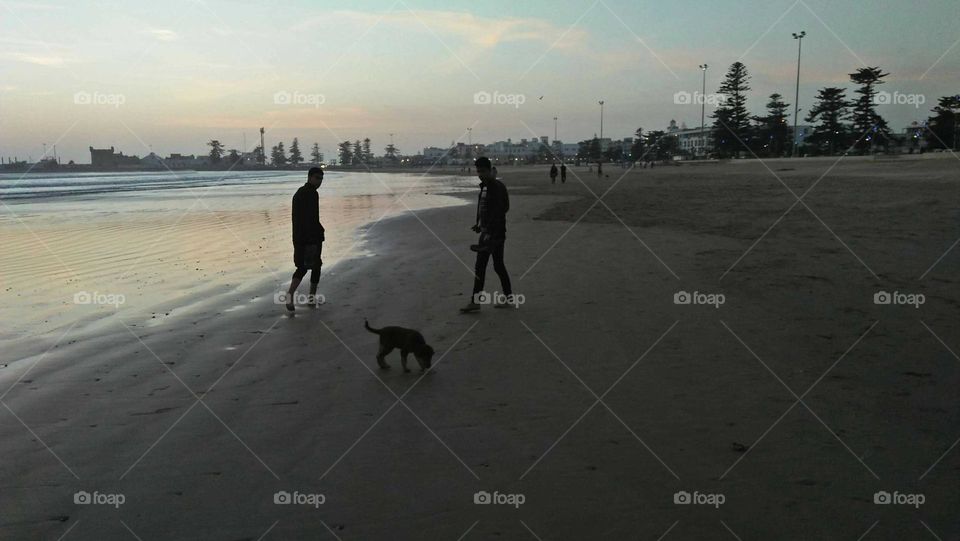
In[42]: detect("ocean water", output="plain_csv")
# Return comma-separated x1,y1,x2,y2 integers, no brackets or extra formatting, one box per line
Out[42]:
0,170,473,353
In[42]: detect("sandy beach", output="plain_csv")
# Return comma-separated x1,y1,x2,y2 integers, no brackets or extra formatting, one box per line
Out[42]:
1,157,958,539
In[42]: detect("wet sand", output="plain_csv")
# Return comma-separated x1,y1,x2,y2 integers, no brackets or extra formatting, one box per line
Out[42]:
1,157,958,539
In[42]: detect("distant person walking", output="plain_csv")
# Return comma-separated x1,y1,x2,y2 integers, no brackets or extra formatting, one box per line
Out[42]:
285,167,325,312
560,163,567,183
597,161,603,177
549,163,558,184
461,157,513,313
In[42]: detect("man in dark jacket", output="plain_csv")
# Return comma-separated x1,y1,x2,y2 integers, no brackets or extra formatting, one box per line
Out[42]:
461,157,514,312
285,167,325,312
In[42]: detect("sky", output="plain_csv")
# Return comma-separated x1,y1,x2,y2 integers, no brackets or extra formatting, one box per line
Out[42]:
0,0,958,163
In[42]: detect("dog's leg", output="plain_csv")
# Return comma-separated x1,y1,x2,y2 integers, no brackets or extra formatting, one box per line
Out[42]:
400,350,411,372
377,344,393,370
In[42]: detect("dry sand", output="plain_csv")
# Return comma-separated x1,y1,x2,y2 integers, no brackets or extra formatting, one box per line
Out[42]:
1,156,958,539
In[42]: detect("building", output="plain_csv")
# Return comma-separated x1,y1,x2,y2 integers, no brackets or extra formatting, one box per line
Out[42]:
483,138,549,163
89,146,140,168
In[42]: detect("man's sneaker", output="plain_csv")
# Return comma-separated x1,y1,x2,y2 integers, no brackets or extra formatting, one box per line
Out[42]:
285,301,295,312
459,302,481,313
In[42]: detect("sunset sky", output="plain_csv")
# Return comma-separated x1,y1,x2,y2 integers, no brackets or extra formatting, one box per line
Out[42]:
1,0,957,163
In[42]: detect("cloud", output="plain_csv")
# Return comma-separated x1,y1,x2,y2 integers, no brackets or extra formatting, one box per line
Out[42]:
1,51,65,66
146,29,179,42
294,9,588,51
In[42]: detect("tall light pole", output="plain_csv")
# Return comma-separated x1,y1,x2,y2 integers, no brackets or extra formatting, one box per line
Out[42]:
259,127,265,165
553,116,558,143
467,127,472,146
598,100,605,140
699,63,708,158
792,31,806,157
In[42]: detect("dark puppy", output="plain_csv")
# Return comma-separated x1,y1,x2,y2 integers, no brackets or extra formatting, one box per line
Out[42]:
364,319,435,372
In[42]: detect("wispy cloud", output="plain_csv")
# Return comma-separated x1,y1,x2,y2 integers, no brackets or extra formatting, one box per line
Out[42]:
146,28,179,42
1,51,65,66
294,9,589,50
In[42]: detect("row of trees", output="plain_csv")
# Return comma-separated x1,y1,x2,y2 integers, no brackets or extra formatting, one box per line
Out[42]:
709,61,958,157
337,138,401,166
205,138,325,167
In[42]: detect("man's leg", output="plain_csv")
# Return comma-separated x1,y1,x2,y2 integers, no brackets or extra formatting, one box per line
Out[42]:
461,249,490,312
286,268,307,311
308,243,323,306
491,242,512,298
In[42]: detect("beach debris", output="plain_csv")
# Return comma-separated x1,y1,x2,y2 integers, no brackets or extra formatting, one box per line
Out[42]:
731,442,749,453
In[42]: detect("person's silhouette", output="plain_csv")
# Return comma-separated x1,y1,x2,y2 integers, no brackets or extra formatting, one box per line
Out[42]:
285,167,325,312
461,157,514,312
550,163,558,184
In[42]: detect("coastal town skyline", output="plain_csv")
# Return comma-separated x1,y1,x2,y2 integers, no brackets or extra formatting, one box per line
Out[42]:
1,0,958,164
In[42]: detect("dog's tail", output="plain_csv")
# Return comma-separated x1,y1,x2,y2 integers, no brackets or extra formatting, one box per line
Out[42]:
364,319,381,334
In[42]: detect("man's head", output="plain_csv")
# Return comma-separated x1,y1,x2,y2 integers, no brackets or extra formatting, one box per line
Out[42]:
474,157,494,183
307,167,324,187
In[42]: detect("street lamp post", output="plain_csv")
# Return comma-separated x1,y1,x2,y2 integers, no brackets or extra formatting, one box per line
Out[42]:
792,31,806,157
598,100,605,140
699,63,708,158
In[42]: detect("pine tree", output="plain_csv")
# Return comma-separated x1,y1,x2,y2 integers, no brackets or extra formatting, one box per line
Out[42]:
384,143,399,163
310,142,323,164
207,140,224,164
352,140,362,165
711,62,753,158
288,138,303,166
925,94,960,150
849,67,891,153
362,138,372,164
805,87,852,155
631,127,645,161
338,141,353,166
753,93,791,157
270,142,286,167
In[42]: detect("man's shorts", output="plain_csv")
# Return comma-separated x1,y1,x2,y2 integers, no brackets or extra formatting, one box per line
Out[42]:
294,243,322,271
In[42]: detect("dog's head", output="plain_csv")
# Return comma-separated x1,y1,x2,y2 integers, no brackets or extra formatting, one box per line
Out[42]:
416,344,435,369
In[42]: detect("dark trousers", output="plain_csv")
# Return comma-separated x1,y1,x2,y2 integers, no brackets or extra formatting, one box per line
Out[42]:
472,240,512,296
